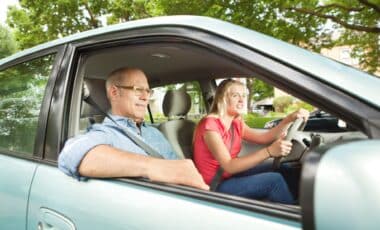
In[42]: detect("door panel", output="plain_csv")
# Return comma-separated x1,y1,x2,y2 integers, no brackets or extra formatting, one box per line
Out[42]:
28,164,300,229
0,154,37,229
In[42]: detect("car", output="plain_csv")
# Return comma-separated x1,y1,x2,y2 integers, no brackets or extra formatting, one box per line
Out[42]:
1,16,379,230
264,110,357,132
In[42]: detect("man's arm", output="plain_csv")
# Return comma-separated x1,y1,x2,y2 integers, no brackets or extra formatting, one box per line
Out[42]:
79,145,209,190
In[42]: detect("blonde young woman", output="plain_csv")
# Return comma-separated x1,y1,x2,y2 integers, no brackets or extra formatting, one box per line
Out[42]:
193,79,309,204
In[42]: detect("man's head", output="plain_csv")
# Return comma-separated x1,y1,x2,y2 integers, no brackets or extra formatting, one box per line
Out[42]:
106,67,153,123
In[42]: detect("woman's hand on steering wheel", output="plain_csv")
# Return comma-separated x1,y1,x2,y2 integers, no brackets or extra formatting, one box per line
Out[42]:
285,108,310,125
267,133,293,158
271,109,310,169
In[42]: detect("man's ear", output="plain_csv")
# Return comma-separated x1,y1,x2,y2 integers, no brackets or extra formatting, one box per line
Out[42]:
108,85,119,101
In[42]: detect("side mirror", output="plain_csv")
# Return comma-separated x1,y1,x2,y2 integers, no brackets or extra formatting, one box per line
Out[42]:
300,140,380,229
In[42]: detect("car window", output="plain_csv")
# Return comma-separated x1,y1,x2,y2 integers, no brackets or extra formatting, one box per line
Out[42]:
235,77,358,133
0,54,55,155
147,81,206,124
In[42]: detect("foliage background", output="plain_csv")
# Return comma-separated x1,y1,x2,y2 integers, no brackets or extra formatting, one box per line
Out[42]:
0,0,378,136
2,0,378,75
1,0,378,110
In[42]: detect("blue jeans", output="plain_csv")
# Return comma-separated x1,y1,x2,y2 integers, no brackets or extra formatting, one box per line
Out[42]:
216,163,295,204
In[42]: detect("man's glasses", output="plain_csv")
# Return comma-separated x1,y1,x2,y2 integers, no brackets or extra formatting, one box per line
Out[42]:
115,85,154,96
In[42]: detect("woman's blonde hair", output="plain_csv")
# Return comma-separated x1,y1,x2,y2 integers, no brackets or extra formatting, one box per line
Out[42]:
209,79,245,117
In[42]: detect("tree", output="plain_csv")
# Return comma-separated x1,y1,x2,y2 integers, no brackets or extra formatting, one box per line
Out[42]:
154,0,325,48
6,0,110,50
8,0,378,73
107,0,153,24
155,0,379,74
279,0,380,74
246,78,273,112
6,0,155,50
0,25,17,59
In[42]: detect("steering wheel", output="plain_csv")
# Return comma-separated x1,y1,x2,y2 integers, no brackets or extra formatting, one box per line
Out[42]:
272,118,307,169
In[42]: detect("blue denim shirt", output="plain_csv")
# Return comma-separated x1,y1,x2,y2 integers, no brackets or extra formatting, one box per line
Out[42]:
58,114,178,179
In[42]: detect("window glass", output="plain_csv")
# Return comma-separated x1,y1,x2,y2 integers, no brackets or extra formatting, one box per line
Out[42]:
0,54,55,155
233,77,313,129
234,77,356,133
147,81,206,124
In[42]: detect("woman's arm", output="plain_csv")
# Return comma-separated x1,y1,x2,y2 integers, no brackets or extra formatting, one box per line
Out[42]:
242,108,310,144
203,131,291,174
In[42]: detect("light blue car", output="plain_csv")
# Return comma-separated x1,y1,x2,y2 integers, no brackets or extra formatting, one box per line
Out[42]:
1,16,379,230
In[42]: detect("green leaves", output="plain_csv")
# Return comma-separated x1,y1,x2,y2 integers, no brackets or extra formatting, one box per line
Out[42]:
4,0,379,74
0,25,17,59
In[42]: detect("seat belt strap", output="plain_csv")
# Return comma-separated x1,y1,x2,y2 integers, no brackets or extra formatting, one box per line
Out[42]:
210,167,224,191
210,125,235,191
83,96,164,159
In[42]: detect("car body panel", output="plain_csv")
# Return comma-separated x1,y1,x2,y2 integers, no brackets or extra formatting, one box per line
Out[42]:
0,155,37,229
314,140,380,229
27,165,300,230
0,16,378,108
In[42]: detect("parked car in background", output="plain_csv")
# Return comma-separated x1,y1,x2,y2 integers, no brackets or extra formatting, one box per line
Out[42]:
264,110,356,132
1,16,379,230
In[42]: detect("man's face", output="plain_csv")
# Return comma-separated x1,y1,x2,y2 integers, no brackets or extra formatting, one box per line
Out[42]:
111,70,151,122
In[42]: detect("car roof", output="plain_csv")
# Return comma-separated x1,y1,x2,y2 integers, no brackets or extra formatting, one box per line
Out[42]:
1,15,379,107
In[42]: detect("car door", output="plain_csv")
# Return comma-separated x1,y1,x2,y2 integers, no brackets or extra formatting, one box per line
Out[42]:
0,49,62,229
27,164,301,230
26,63,299,228
24,29,302,230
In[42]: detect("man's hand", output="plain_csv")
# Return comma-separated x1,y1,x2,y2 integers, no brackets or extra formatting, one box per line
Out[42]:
147,159,210,190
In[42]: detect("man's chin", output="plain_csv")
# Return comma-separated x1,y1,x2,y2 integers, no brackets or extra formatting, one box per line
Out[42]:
134,114,146,123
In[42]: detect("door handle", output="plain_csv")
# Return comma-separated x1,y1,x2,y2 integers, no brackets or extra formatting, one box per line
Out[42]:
38,207,76,230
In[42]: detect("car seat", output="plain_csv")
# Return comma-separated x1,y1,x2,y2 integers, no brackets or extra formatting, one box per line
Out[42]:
80,79,110,131
158,89,196,159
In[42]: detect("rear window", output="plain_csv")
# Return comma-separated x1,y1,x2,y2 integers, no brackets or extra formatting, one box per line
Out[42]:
0,54,55,155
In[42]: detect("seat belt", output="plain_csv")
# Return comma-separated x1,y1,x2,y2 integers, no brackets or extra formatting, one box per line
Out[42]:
83,95,164,159
209,125,235,191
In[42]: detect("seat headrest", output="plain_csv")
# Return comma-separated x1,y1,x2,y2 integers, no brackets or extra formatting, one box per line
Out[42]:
81,79,111,117
162,89,191,117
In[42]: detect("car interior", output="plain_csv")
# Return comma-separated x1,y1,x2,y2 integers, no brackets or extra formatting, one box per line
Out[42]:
67,38,368,210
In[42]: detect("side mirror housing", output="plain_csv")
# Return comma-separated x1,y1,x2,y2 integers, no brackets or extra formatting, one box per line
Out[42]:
300,140,380,229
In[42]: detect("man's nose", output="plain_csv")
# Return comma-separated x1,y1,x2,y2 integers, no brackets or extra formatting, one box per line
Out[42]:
139,91,149,100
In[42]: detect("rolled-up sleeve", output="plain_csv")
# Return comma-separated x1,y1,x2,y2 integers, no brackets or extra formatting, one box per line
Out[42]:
58,130,111,180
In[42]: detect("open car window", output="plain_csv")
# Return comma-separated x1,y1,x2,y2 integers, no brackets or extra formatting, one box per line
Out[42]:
67,34,371,221
238,77,358,133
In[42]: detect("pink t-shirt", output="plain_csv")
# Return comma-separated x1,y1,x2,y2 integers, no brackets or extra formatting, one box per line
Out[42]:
193,117,243,185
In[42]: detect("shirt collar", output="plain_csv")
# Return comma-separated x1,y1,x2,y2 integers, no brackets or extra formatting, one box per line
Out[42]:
105,114,147,127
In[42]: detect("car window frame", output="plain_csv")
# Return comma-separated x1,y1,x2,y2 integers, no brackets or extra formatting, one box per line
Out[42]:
63,35,302,222
60,26,379,223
